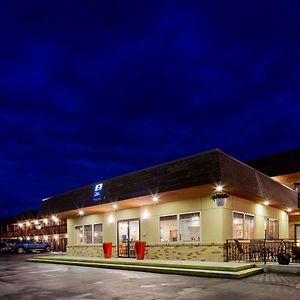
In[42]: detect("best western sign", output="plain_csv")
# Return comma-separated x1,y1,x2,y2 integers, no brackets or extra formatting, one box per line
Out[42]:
93,183,103,201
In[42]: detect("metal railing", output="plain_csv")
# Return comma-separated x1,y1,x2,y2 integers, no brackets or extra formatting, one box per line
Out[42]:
2,224,67,238
226,239,298,263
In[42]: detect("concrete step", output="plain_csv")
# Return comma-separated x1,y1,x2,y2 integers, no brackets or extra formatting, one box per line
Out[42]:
28,257,263,279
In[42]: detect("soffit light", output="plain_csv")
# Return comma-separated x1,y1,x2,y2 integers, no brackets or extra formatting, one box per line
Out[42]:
79,210,84,216
287,208,292,212
152,194,159,202
112,203,118,209
263,200,270,206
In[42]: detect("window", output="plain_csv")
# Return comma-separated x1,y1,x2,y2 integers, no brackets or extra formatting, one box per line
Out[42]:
84,224,93,244
233,212,254,239
160,212,201,243
75,225,83,245
74,223,103,245
265,218,279,239
160,215,178,242
179,213,201,241
93,223,103,244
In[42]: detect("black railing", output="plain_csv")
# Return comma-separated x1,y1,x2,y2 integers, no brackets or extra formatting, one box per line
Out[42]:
226,239,298,263
2,224,67,238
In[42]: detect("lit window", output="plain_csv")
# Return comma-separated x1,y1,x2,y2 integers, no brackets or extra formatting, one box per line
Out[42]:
265,218,279,239
74,223,103,245
160,212,201,243
179,213,201,241
160,215,178,242
75,225,83,245
84,225,93,244
233,212,254,239
93,224,103,244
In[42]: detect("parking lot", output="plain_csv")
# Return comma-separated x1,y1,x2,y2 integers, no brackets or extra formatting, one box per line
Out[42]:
1,253,300,299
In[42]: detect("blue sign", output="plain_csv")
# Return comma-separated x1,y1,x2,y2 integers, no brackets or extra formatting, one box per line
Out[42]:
93,183,103,201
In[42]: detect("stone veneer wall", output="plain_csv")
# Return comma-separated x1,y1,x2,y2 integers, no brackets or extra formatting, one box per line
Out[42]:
145,243,225,262
67,243,225,261
67,245,116,257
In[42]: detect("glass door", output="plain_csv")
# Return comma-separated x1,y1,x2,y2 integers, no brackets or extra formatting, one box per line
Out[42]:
118,219,140,258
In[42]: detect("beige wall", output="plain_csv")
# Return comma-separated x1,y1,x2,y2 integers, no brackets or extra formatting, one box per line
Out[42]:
67,194,289,248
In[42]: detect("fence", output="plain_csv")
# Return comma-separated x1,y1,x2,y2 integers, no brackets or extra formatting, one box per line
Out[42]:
226,239,298,263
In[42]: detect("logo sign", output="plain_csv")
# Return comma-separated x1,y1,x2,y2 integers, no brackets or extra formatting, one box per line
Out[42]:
93,183,103,201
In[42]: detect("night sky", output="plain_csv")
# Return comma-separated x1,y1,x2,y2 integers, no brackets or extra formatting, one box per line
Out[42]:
1,1,300,218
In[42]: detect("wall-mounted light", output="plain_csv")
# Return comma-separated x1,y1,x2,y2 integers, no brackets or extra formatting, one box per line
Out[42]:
44,218,48,225
26,221,30,227
263,200,270,206
287,208,292,212
65,234,68,239
18,222,23,228
26,236,30,241
112,203,118,209
142,209,149,219
79,210,84,216
108,214,115,223
52,216,59,223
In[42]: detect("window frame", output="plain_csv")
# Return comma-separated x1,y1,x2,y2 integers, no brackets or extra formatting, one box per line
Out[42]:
264,217,279,240
159,211,201,243
74,223,103,245
232,211,255,240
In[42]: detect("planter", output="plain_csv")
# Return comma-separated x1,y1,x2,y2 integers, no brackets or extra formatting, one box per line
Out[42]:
278,256,290,265
214,198,227,207
135,241,146,260
102,242,112,259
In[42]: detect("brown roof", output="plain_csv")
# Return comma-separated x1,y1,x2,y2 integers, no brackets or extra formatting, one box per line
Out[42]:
40,149,298,214
246,148,300,177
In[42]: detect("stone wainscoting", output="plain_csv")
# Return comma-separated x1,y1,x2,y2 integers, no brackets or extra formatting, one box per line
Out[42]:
145,243,225,262
67,245,114,257
67,243,225,261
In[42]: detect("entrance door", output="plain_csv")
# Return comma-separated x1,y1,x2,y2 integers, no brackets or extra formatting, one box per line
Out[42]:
118,219,140,258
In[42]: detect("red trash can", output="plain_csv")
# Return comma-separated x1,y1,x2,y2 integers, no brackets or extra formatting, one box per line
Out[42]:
103,242,112,259
135,241,146,260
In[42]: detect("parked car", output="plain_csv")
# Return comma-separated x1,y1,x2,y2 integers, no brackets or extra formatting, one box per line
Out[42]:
5,239,52,254
0,241,7,252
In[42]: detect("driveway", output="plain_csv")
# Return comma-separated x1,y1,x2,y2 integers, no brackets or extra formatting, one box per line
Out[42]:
1,253,300,299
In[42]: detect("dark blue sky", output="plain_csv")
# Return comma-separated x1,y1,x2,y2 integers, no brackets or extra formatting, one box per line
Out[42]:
1,1,300,218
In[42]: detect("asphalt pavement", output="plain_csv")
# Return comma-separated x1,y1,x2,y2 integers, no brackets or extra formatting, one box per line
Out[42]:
0,253,300,299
